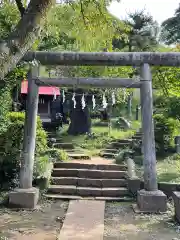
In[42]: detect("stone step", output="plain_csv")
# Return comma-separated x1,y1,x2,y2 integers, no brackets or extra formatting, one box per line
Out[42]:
99,152,116,159
115,139,133,144
48,185,129,197
101,149,119,154
47,132,56,137
52,168,127,179
68,153,91,159
53,162,127,171
53,142,74,149
108,142,131,148
44,194,133,202
51,177,127,187
135,132,142,136
48,139,63,144
66,150,85,154
132,136,141,140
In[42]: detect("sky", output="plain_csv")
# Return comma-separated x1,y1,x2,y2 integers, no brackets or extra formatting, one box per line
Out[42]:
108,0,179,25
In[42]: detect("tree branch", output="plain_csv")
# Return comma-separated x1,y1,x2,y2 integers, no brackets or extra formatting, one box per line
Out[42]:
0,0,55,81
15,0,26,17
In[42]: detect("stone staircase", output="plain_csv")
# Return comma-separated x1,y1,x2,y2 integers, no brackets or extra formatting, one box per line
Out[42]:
45,162,133,201
100,130,142,159
47,132,91,160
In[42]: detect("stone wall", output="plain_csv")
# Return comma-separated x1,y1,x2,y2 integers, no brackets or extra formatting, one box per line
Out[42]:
128,179,180,198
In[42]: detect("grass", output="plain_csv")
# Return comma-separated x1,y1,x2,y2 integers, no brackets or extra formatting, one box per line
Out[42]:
156,155,180,183
136,154,180,183
56,119,140,156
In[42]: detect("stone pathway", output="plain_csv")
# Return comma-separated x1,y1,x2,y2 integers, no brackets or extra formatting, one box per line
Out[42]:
59,200,105,240
68,156,114,165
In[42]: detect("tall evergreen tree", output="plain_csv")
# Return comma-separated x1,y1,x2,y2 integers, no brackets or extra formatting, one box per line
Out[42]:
161,4,180,45
113,10,159,51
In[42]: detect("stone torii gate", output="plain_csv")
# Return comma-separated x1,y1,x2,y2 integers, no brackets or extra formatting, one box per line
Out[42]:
9,51,180,211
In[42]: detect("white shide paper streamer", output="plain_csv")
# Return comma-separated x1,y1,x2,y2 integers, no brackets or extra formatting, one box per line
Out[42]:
72,93,76,108
81,93,86,109
102,94,108,109
112,92,116,105
92,95,96,109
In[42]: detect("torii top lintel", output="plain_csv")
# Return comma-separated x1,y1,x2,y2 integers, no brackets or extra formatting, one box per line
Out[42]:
23,51,180,67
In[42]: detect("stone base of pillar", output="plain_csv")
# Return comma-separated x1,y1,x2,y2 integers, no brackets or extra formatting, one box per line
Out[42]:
173,192,180,223
127,178,141,196
135,189,167,213
9,187,39,209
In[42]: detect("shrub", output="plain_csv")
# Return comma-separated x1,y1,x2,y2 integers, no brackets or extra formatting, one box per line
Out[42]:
0,112,48,189
154,114,180,154
0,85,12,135
167,97,180,120
45,148,69,162
33,155,54,189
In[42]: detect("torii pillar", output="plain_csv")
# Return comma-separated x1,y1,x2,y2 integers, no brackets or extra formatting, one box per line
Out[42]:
137,63,167,213
9,65,40,208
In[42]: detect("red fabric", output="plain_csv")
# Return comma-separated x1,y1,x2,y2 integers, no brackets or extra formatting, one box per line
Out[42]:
21,80,60,96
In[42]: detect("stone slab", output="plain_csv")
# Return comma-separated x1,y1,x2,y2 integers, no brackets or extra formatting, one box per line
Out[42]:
100,152,115,159
51,177,78,185
52,168,78,177
173,191,180,223
54,162,97,169
101,179,127,188
44,194,133,202
97,164,127,171
9,187,39,209
101,149,119,153
77,187,101,196
68,153,91,159
101,170,127,179
78,169,103,178
102,187,128,197
78,178,102,187
59,200,105,240
54,162,127,171
53,142,74,149
137,189,167,213
48,185,77,195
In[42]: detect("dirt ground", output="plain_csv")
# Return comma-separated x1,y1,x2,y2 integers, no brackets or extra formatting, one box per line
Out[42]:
0,200,68,240
0,199,180,239
104,202,180,240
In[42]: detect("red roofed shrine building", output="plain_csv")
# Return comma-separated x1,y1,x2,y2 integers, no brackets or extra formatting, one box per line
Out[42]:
20,80,60,123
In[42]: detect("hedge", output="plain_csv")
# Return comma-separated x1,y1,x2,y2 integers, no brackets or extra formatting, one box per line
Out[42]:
0,112,48,189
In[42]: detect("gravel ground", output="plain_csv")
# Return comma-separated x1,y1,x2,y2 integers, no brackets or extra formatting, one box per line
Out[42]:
0,199,68,239
104,202,180,240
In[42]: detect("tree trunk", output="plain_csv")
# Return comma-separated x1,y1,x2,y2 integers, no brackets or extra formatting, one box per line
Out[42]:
0,0,54,80
68,91,91,135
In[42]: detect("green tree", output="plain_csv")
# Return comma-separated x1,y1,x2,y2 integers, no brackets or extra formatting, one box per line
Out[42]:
152,46,180,96
112,10,159,118
37,3,132,135
113,10,159,52
0,0,54,81
161,4,180,45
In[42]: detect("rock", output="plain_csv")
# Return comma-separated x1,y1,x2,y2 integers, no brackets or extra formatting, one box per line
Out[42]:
117,117,131,129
